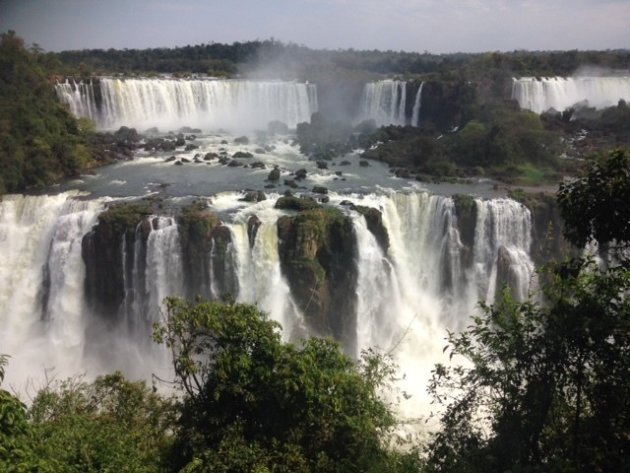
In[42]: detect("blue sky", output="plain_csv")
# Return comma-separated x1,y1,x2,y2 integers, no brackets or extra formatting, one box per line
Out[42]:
1,0,628,53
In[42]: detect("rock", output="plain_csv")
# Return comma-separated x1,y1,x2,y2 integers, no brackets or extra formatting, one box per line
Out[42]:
274,196,319,211
247,215,262,248
114,126,141,143
267,120,289,135
181,157,191,163
335,171,343,176
175,136,186,147
359,160,370,167
276,208,358,348
284,179,298,189
220,140,228,145
165,155,177,163
316,160,328,170
234,136,250,145
267,167,281,181
264,184,276,189
144,127,160,135
294,168,307,180
320,196,330,204
254,148,265,154
179,126,201,134
340,160,351,166
250,161,265,169
184,144,199,151
351,205,389,252
228,159,243,167
240,191,267,203
185,134,196,141
174,160,183,166
233,151,254,159
312,186,328,195
204,152,218,161
394,168,411,179
340,200,353,206
218,156,230,165
193,157,202,163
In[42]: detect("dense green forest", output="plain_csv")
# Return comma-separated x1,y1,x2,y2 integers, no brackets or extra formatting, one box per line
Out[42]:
0,31,97,193
55,39,630,80
2,149,630,472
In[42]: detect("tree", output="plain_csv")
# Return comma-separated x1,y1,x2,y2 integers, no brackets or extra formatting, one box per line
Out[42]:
153,298,410,473
557,148,630,257
425,263,630,473
426,148,630,473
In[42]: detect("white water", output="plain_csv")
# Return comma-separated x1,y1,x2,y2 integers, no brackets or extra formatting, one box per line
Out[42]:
56,78,318,131
0,193,103,391
227,197,304,338
0,190,535,430
347,192,535,430
411,82,424,127
512,76,630,114
360,80,408,126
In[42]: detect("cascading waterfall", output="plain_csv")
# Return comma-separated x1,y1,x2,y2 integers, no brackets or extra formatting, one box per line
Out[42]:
411,82,424,126
228,200,303,338
55,79,100,122
473,198,535,303
55,78,319,131
512,76,630,113
0,190,536,427
349,192,535,426
0,193,103,389
360,80,408,126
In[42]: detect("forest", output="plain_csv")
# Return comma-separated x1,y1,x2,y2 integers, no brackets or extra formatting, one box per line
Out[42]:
1,31,630,471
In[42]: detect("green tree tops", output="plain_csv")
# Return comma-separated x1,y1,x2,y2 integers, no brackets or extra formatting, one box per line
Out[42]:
154,298,405,473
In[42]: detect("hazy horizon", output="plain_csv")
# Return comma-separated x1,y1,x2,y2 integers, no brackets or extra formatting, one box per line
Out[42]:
1,0,628,55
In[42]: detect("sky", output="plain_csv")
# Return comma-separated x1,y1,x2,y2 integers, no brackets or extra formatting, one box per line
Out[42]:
0,0,628,54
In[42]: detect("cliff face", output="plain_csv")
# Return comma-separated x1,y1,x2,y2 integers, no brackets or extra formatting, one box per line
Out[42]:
277,207,358,349
82,203,151,321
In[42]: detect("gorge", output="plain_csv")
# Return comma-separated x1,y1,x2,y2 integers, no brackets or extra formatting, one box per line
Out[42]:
3,72,625,424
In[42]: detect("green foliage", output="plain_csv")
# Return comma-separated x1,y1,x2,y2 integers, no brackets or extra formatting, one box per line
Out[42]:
26,372,175,473
0,355,35,472
154,298,405,473
0,31,95,194
557,148,630,253
426,261,630,473
98,202,152,235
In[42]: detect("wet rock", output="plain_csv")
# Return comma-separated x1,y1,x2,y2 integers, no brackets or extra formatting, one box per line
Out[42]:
267,167,281,181
294,168,307,180
185,134,197,141
240,191,267,203
228,159,243,167
250,161,265,169
335,171,343,176
359,160,370,167
316,160,328,170
233,151,254,159
340,160,351,166
165,155,177,163
312,186,328,195
174,160,183,166
275,196,319,211
204,152,218,161
175,136,186,147
234,136,250,145
254,148,266,154
181,157,191,163
247,215,262,248
184,144,199,151
284,179,298,189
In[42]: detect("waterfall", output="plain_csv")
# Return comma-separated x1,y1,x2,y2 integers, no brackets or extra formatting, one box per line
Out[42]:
228,200,303,338
0,190,536,422
472,198,535,303
0,193,103,389
56,78,318,131
512,76,630,114
360,80,408,126
411,82,424,126
348,192,535,426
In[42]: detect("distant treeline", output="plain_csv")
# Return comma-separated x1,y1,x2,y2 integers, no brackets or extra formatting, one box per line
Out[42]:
55,39,630,80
